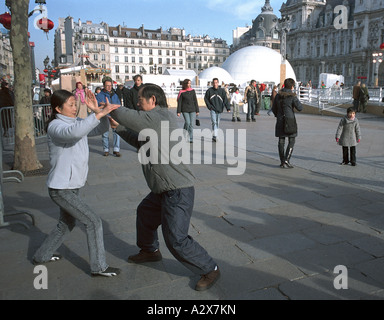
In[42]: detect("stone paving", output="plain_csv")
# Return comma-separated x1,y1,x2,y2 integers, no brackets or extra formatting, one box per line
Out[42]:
1,106,384,300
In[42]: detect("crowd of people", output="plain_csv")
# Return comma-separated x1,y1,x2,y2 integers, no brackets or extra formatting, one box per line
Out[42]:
1,74,373,291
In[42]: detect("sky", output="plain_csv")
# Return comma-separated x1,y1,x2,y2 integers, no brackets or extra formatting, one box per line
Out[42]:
21,0,283,71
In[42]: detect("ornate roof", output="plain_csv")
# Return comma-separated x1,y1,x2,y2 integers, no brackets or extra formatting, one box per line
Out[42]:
251,0,279,39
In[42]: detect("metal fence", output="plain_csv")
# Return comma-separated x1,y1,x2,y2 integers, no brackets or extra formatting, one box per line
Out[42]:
296,87,384,111
1,104,52,150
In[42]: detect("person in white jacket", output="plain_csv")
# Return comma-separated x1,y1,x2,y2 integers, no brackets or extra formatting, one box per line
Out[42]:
33,89,121,277
230,87,243,122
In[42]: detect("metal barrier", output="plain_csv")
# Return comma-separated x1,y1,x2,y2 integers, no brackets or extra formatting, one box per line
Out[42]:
0,132,35,229
297,87,384,112
0,104,52,150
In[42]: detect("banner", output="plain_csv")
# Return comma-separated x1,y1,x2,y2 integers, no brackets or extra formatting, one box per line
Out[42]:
39,74,46,87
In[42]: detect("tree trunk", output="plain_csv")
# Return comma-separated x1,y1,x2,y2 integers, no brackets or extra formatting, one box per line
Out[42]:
9,0,42,172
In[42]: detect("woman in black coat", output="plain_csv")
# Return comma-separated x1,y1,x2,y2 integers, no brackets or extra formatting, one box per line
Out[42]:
177,79,199,143
272,78,303,168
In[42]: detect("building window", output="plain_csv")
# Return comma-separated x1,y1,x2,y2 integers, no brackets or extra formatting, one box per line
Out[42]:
115,65,119,73
115,47,118,53
125,65,129,73
102,54,106,61
132,57,135,63
115,56,119,62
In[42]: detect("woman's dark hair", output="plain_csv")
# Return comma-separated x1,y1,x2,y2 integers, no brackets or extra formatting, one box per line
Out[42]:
284,78,296,89
139,83,168,108
45,90,74,130
182,79,191,90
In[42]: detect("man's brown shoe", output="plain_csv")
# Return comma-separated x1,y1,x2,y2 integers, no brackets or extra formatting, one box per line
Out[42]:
113,151,121,157
128,250,162,264
195,267,220,291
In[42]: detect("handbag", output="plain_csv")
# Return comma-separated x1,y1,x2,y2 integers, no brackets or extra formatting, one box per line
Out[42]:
195,115,200,126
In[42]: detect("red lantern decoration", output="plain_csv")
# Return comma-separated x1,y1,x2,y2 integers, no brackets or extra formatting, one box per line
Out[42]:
380,43,384,50
0,12,11,30
36,18,54,33
43,69,48,73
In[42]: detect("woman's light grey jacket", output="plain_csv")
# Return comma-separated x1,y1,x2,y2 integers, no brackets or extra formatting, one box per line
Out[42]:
46,114,109,189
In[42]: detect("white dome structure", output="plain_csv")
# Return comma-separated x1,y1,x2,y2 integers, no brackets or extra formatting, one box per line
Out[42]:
222,46,296,86
198,66,235,86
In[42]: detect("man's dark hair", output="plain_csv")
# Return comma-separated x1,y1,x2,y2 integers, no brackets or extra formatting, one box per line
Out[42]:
250,80,256,85
139,83,168,108
347,107,355,114
133,74,143,82
102,76,113,84
212,78,219,83
284,78,296,89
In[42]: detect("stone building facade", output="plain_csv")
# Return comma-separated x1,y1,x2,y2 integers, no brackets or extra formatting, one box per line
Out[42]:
280,0,384,87
55,18,230,83
231,0,281,53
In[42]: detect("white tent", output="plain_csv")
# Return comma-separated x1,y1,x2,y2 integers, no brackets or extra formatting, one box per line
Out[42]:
198,67,235,86
222,46,296,86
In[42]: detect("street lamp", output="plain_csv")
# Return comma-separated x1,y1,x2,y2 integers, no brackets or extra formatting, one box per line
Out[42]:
372,52,383,87
277,15,291,86
43,56,57,87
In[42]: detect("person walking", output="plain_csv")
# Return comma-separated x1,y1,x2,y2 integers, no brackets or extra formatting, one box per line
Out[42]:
359,83,370,113
109,84,220,291
127,74,144,110
335,107,361,166
204,78,231,142
96,77,121,157
0,81,14,137
177,79,199,143
272,78,303,169
74,82,88,119
32,89,120,277
353,81,361,112
243,80,258,122
230,87,242,122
